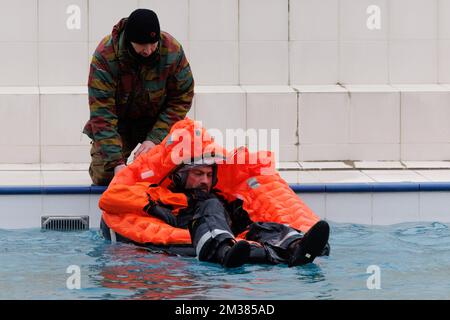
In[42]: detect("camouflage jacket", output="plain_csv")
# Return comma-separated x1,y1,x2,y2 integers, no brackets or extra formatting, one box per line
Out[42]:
83,18,194,170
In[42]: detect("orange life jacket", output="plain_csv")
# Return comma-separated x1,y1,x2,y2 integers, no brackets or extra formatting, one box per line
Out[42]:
99,118,320,246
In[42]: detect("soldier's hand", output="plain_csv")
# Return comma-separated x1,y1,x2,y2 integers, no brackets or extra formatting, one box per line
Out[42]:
114,164,127,175
134,141,156,160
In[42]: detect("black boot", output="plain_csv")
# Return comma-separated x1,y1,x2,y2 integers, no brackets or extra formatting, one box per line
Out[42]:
288,220,330,267
217,240,251,268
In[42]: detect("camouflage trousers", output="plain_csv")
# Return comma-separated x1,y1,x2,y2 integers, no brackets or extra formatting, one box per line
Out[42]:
88,142,134,186
89,121,152,186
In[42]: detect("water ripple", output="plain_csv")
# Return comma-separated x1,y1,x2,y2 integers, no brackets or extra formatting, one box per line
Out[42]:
2,222,450,299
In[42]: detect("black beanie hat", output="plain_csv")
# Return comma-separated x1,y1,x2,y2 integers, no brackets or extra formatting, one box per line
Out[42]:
125,9,160,44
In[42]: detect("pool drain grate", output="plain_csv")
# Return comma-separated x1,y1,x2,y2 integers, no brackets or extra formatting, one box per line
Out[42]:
41,216,89,231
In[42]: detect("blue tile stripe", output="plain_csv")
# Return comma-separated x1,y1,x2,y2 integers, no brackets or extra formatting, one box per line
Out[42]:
291,182,450,193
0,186,104,195
1,182,450,195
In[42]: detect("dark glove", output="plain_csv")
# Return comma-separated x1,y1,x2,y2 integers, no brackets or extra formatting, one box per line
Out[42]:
144,201,177,227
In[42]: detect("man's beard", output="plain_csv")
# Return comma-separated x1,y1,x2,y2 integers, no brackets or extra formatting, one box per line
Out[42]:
191,184,210,193
197,184,210,193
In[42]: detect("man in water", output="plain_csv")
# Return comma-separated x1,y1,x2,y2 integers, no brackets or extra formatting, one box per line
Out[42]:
144,160,330,268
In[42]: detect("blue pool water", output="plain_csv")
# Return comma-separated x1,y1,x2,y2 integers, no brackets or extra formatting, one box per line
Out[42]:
1,222,450,300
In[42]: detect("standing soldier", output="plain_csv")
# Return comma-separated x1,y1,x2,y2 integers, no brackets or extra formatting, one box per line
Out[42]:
83,9,194,185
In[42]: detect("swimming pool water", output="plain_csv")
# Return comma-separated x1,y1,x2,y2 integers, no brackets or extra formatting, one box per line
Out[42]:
1,222,450,300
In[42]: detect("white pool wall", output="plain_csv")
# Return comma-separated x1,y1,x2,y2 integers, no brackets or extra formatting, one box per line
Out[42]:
1,1,450,163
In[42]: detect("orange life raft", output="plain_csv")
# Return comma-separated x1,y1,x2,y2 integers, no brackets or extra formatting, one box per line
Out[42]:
99,118,320,247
